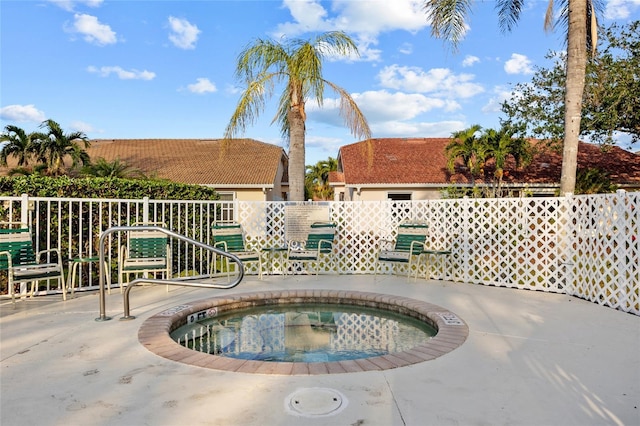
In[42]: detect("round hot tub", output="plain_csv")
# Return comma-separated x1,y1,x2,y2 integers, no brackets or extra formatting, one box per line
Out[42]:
139,290,469,375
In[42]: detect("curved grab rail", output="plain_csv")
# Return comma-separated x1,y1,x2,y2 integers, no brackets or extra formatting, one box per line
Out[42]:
96,225,244,321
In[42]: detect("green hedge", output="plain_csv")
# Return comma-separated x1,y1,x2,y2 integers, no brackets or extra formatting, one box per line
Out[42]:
0,175,220,200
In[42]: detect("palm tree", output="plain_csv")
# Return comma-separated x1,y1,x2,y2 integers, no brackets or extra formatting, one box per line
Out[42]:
224,31,371,201
424,0,598,195
445,124,484,184
35,119,90,175
0,125,36,167
305,157,338,200
481,128,532,196
305,163,324,200
82,157,142,178
574,167,617,194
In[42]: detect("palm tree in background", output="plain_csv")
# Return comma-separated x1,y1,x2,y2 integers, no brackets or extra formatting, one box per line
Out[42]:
33,119,90,176
445,124,484,185
305,157,338,200
574,168,617,194
82,157,142,178
424,0,598,195
224,31,371,201
0,125,36,167
481,128,532,195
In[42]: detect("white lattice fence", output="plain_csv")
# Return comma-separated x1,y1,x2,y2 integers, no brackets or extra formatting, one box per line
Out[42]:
1,193,638,314
568,191,639,314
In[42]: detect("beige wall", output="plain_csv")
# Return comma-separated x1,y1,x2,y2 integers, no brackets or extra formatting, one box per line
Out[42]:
346,187,443,201
209,188,266,201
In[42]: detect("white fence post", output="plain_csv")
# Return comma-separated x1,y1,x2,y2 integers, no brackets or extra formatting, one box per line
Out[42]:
143,197,150,223
20,193,29,226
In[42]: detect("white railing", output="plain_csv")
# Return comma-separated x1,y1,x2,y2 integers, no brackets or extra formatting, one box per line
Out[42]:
1,192,638,315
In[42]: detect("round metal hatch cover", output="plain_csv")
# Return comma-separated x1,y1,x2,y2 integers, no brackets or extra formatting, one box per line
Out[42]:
285,388,347,417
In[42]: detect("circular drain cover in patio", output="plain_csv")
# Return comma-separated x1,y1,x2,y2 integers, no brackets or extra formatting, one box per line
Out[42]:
286,388,346,417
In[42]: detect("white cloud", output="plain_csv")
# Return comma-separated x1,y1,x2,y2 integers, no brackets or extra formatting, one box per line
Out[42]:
307,90,460,129
481,86,513,113
168,16,200,50
87,65,155,80
604,0,640,19
0,104,46,122
305,134,345,154
224,84,242,95
68,13,117,45
187,78,217,94
356,90,460,120
49,0,103,12
69,120,95,134
351,35,382,62
305,90,467,141
462,55,480,67
274,0,330,35
371,120,466,138
504,53,534,75
328,0,428,34
398,43,413,55
272,0,428,62
377,65,484,98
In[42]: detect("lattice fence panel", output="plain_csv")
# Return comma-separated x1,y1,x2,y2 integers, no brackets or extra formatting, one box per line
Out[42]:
522,198,565,292
332,201,390,274
569,192,639,314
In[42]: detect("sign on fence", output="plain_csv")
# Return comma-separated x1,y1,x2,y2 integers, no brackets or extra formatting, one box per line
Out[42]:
284,205,330,241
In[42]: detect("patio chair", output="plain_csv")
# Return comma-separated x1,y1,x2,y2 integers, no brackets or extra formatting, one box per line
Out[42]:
375,222,428,280
285,222,337,277
0,222,65,305
118,222,171,292
211,222,263,280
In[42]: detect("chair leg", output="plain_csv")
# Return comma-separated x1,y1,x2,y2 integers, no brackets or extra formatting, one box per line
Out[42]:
9,278,16,308
166,265,171,292
103,261,112,295
28,280,37,298
424,254,431,281
118,270,125,294
65,261,80,300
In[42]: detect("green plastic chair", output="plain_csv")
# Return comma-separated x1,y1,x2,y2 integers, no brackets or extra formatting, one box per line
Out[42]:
285,222,337,277
0,222,65,305
118,222,171,292
212,222,263,280
375,222,428,280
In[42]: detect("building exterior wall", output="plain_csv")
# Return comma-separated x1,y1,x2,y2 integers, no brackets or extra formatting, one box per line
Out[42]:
346,187,444,201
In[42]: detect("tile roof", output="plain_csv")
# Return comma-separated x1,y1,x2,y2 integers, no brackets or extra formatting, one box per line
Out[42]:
77,138,286,186
336,138,640,186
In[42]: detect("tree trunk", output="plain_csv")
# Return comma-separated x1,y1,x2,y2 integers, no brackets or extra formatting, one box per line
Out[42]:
288,108,306,201
560,0,588,195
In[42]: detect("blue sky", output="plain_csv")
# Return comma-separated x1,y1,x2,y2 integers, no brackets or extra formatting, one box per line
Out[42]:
1,0,638,166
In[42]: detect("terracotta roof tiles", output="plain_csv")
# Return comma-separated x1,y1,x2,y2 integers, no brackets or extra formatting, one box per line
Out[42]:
83,138,286,185
337,138,640,186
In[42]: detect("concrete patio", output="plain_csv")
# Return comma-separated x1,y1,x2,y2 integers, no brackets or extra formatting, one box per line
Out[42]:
1,274,638,426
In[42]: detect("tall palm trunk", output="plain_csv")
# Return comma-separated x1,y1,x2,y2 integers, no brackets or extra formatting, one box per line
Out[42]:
288,108,306,201
560,0,588,195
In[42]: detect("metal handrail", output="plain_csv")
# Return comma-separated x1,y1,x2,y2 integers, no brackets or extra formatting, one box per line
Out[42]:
96,225,244,321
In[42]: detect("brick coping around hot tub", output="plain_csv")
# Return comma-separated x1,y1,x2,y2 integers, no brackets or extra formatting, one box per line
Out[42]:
138,290,469,375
